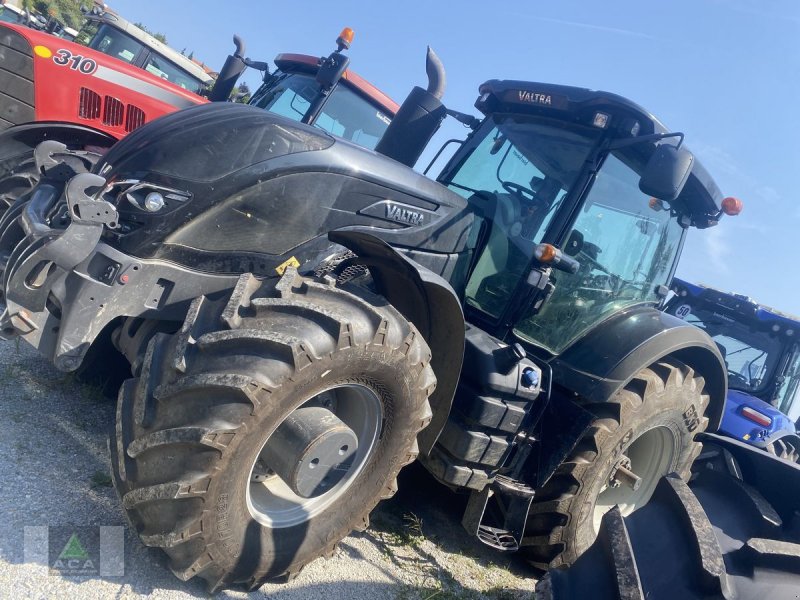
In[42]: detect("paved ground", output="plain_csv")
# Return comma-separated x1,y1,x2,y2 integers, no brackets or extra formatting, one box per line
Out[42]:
0,342,537,599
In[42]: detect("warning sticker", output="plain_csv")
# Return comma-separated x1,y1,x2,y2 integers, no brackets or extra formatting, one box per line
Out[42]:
275,256,300,276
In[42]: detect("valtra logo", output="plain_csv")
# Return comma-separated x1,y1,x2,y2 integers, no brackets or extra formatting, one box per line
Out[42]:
518,90,553,105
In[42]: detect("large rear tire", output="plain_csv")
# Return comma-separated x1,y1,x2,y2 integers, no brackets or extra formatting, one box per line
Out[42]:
521,360,709,569
110,270,435,591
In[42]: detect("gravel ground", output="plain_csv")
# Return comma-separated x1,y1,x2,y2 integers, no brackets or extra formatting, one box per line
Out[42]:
0,342,538,599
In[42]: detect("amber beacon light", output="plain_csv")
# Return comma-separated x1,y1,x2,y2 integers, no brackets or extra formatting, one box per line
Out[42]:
337,27,355,50
721,196,743,216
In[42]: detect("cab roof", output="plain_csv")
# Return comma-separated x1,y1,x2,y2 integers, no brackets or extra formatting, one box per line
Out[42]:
672,278,800,329
477,80,724,228
274,53,399,117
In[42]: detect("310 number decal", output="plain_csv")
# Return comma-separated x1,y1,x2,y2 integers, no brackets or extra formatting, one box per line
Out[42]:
52,49,97,75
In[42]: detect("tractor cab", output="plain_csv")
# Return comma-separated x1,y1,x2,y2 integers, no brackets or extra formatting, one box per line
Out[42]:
666,279,800,454
75,11,214,94
211,28,399,150
247,53,398,150
433,81,739,355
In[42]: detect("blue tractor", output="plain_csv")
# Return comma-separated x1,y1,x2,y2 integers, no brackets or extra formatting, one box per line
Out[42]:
665,278,800,461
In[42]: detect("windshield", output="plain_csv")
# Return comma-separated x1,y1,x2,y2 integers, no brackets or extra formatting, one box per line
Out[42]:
443,116,601,318
0,6,23,24
249,73,392,149
87,23,144,64
516,152,683,353
142,53,206,94
80,22,205,93
670,303,783,392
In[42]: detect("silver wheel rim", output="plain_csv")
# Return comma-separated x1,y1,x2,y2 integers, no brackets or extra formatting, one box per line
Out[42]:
593,426,677,533
246,383,383,528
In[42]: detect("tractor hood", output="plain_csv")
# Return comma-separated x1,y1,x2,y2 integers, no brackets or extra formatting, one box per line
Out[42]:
93,102,473,275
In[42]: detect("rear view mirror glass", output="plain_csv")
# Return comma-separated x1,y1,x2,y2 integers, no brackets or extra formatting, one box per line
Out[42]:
639,145,694,201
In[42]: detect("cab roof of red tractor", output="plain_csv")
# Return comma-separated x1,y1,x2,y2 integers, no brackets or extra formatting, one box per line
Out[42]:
274,53,399,116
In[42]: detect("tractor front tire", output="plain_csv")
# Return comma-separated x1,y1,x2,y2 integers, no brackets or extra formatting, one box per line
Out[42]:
521,360,709,570
111,271,435,591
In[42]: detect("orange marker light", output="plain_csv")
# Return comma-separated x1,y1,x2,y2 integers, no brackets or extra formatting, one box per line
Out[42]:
337,27,355,50
721,196,743,216
534,243,557,263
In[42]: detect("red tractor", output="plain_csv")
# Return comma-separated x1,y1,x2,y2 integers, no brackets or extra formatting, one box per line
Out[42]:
0,22,397,208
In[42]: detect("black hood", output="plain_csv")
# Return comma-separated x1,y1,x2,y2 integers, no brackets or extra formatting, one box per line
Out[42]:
96,102,334,182
93,103,473,278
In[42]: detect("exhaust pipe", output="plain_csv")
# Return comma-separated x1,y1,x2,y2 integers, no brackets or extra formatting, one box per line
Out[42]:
375,47,448,168
424,46,446,100
208,35,247,102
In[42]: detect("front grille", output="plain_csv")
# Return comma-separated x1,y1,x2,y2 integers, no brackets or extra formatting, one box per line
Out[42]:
75,87,147,131
79,87,101,119
102,95,124,126
0,25,35,131
125,104,145,132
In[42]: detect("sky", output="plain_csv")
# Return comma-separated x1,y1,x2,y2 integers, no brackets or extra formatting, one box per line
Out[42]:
108,0,800,314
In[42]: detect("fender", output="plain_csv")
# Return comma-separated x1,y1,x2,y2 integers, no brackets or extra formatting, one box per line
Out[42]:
550,304,728,430
0,121,118,164
329,230,465,455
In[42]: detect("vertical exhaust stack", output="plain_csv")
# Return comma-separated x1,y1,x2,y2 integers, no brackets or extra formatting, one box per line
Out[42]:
375,47,448,168
208,35,247,102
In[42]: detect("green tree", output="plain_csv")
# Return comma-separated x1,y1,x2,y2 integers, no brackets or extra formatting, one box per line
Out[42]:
33,0,84,29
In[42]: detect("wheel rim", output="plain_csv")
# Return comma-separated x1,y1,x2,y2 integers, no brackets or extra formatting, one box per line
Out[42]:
593,426,677,533
246,383,383,528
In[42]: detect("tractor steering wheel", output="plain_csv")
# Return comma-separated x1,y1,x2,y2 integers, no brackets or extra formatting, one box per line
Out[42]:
727,370,751,388
502,181,538,203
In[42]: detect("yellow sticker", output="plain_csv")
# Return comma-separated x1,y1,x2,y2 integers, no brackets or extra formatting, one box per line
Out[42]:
742,433,751,440
33,45,52,58
275,256,300,276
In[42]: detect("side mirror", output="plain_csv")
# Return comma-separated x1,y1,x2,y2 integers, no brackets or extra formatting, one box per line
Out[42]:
639,145,694,201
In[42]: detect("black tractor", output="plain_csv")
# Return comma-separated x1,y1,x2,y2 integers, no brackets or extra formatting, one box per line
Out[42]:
0,52,740,590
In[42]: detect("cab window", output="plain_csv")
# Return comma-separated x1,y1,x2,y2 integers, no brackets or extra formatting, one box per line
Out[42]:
250,74,391,149
88,23,144,64
143,53,205,94
776,343,800,421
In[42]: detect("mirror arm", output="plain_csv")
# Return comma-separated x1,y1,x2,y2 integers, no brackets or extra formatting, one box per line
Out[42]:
609,131,685,150
446,109,481,130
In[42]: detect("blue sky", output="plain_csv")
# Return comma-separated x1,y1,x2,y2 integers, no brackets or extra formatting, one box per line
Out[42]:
111,0,800,314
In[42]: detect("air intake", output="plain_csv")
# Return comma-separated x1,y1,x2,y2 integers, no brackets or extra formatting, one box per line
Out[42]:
103,96,124,126
125,105,146,132
78,87,101,120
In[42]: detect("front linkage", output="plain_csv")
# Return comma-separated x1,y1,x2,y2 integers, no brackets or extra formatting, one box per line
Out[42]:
0,145,238,371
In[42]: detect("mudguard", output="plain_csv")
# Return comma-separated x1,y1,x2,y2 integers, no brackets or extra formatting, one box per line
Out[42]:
0,122,117,164
550,305,728,430
329,230,465,455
